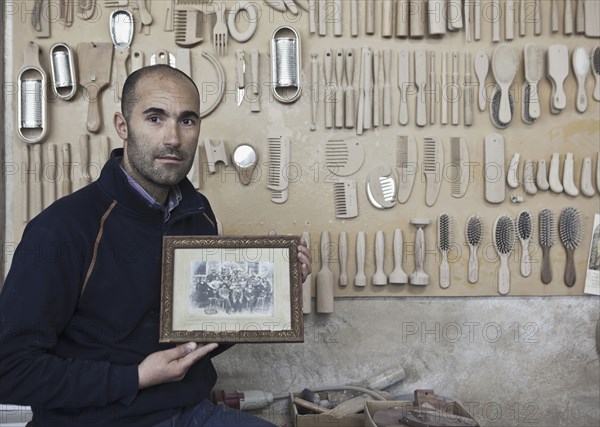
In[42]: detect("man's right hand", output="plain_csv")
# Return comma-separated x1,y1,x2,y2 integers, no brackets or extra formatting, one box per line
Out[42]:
138,342,219,390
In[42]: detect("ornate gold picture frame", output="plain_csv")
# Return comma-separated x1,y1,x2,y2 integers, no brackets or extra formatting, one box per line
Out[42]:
160,235,304,343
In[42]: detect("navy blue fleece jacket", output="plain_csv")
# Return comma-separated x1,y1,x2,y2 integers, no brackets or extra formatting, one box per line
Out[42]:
0,149,224,426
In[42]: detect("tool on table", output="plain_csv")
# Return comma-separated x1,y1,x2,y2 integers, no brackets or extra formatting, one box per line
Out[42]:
597,152,600,194
489,84,514,128
32,0,50,37
563,153,579,197
429,51,435,124
339,232,348,286
539,208,556,284
559,207,583,287
79,134,92,189
534,0,541,34
516,211,533,277
464,52,473,126
450,136,469,198
228,1,258,43
174,9,203,47
410,0,426,38
505,0,514,40
474,0,481,40
466,215,483,283
110,9,134,100
366,0,375,34
308,0,316,33
398,49,409,126
333,0,343,36
547,44,569,112
355,231,367,287
367,165,396,209
441,52,448,124
310,53,318,130
428,0,446,36
581,157,595,197
164,0,174,31
451,51,459,125
231,144,257,185
351,0,359,36
150,50,175,66
519,0,526,36
537,159,550,190
415,49,427,127
271,26,302,103
356,48,366,134
50,43,77,101
319,0,327,35
59,0,74,27
372,231,388,286
524,44,543,120
18,42,48,144
136,0,152,26
437,213,453,289
493,214,516,295
333,180,358,219
363,49,374,130
507,152,520,189
235,50,246,106
345,49,356,129
410,219,430,286
335,49,345,128
213,2,228,56
491,0,500,41
523,160,537,195
572,47,590,113
316,231,334,313
131,50,144,71
389,228,408,284
484,133,506,203
551,0,559,32
301,231,312,314
474,50,489,112
448,0,463,30
78,42,113,134
373,50,381,128
424,137,443,207
564,0,574,34
267,136,290,203
549,153,564,193
324,49,334,128
29,145,43,220
592,47,600,102
396,135,417,204
77,0,96,20
382,0,394,37
492,44,519,125
204,139,228,173
22,146,30,223
397,0,409,37
250,49,260,112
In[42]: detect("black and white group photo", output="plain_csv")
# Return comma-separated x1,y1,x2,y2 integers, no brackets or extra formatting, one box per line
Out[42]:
189,260,275,316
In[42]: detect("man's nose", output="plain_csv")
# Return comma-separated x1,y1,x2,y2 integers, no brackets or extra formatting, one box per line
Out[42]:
163,120,181,146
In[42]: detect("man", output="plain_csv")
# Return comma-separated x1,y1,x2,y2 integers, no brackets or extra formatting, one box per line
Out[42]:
0,65,311,426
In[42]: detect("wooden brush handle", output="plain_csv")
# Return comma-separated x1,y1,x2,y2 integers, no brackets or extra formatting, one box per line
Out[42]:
393,228,403,270
85,84,103,133
564,247,576,287
440,254,450,289
520,240,531,277
541,246,553,284
373,230,387,285
355,231,367,286
115,49,129,100
498,255,511,295
339,232,348,286
468,245,479,283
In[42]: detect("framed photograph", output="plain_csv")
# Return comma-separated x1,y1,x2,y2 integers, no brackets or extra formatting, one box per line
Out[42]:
159,235,304,343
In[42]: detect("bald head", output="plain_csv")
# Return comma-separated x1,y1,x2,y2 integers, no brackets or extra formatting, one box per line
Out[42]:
121,65,200,122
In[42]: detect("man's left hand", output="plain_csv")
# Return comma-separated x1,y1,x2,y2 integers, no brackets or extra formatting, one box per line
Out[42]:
298,238,312,282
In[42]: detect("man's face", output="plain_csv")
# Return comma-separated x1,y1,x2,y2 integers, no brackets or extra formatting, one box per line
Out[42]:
120,73,201,198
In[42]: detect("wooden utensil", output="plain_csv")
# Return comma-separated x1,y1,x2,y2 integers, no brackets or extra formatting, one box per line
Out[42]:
77,42,113,133
316,231,334,313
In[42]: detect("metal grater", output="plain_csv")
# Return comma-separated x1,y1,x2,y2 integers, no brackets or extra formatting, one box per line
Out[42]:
50,43,77,100
21,79,42,128
271,26,302,103
275,38,297,87
52,51,71,87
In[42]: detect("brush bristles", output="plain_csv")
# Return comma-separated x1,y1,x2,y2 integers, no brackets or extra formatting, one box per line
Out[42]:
592,47,600,75
539,208,556,247
380,176,396,201
397,136,408,169
517,211,533,240
450,137,461,194
559,207,583,250
494,215,515,255
438,213,452,252
424,138,437,172
466,215,483,246
493,44,519,83
524,44,544,82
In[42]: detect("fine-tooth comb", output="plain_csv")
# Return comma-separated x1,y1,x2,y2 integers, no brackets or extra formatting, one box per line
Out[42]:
559,207,584,287
493,214,516,295
366,165,396,209
450,136,469,198
437,213,453,289
423,137,443,207
466,215,483,283
267,136,290,204
396,135,417,204
539,208,556,284
333,180,358,219
325,135,365,176
174,9,203,47
516,211,534,278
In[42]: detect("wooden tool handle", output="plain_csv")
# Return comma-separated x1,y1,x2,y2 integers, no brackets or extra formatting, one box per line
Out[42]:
317,231,334,313
415,227,425,273
363,49,373,129
301,231,312,314
519,0,526,36
396,0,408,37
564,0,573,34
351,0,359,36
324,50,334,129
441,53,449,124
355,231,366,286
372,50,380,127
44,144,57,208
520,241,531,277
505,0,514,40
335,49,345,128
468,245,479,283
345,50,356,128
383,49,392,126
310,53,318,131
339,232,348,286
551,0,559,32
366,0,375,34
320,231,330,268
382,0,393,37
576,76,587,113
534,0,541,34
440,255,450,289
564,247,576,287
79,134,91,188
115,49,129,100
498,256,511,295
575,0,585,33
61,143,72,198
409,0,425,37
492,0,500,41
393,228,403,270
85,84,103,133
319,0,327,35
581,157,594,197
31,144,43,219
474,0,481,40
541,245,552,284
373,230,386,285
333,0,343,36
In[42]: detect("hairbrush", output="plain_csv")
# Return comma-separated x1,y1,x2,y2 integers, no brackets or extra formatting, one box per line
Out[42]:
466,215,483,284
492,44,519,125
516,211,533,277
592,46,600,102
437,213,453,289
539,208,556,284
559,207,584,287
493,214,516,295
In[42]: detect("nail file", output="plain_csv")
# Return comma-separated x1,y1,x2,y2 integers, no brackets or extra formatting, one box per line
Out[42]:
339,231,348,287
325,135,365,176
333,180,358,219
484,133,505,203
301,231,312,314
366,165,396,209
464,52,473,126
437,213,453,289
396,135,418,203
563,153,579,197
441,52,448,124
451,52,459,125
547,45,569,111
507,152,520,189
450,136,469,198
429,51,436,125
355,231,367,287
415,49,427,127
523,160,538,195
398,49,409,125
372,231,388,286
466,215,483,283
423,137,443,207
505,0,514,40
345,49,356,129
389,229,408,284
539,208,556,284
537,159,550,190
524,44,544,120
580,157,595,197
316,231,334,313
516,211,533,278
492,44,519,125
493,214,516,295
549,152,564,193
572,47,590,113
474,50,489,112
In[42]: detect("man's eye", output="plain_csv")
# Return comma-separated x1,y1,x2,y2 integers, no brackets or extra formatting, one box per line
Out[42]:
182,118,195,126
148,116,160,123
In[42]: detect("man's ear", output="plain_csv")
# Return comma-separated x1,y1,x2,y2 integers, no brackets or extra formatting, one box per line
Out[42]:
113,112,128,140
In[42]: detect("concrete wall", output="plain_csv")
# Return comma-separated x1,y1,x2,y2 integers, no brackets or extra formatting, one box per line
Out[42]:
214,297,600,427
